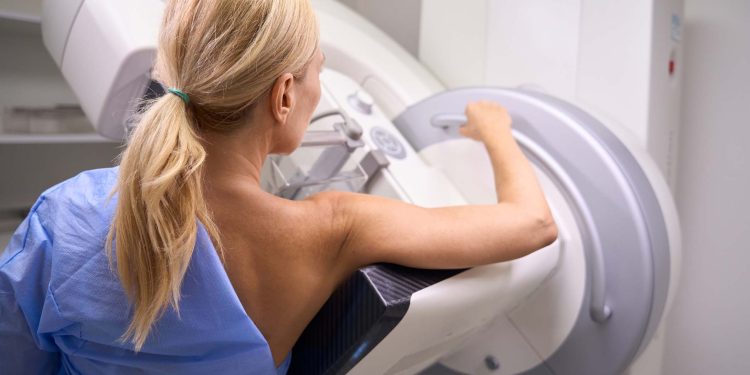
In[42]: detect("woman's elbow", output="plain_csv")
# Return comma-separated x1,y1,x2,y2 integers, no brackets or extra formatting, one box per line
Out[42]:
537,214,558,248
526,211,557,251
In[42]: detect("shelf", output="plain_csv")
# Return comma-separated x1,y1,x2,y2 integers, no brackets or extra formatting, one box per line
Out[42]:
0,10,41,27
0,133,117,144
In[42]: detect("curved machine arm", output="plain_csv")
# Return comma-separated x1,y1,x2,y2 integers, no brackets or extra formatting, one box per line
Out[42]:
40,0,442,141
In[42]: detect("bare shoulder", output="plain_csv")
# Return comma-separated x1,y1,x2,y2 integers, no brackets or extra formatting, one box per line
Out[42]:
298,190,389,239
283,191,344,255
295,190,379,270
295,191,351,255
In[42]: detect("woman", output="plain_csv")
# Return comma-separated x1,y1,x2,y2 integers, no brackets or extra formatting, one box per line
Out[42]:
0,0,556,374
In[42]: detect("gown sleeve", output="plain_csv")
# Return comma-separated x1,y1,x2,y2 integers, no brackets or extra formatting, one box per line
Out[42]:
0,207,62,374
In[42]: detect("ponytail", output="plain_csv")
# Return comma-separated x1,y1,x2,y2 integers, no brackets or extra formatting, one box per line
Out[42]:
106,94,222,351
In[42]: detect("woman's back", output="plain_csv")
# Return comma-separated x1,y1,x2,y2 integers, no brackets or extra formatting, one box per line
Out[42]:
203,168,350,366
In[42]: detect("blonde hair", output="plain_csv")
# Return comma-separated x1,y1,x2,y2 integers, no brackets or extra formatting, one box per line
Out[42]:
106,0,319,351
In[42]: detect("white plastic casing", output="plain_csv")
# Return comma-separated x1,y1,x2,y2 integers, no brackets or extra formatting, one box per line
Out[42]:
312,0,444,119
41,0,83,66
41,0,163,140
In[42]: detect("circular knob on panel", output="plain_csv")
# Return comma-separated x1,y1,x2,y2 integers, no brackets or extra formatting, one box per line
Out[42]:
348,90,374,115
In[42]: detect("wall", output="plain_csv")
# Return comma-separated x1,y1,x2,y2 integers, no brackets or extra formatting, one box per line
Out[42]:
336,0,422,56
0,1,39,251
663,0,750,373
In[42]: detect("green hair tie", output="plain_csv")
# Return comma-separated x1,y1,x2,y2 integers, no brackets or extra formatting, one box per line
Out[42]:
167,88,190,105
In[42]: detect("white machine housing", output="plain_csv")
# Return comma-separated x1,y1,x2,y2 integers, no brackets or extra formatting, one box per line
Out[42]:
40,0,443,140
42,0,163,140
41,1,681,374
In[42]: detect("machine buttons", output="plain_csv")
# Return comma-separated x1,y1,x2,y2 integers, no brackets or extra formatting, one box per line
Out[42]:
370,127,406,159
348,90,374,114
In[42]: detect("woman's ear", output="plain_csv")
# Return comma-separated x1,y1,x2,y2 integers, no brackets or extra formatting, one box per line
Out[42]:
270,73,296,125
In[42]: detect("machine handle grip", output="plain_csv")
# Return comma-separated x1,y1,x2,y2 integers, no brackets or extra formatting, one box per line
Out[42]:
513,131,613,323
312,110,363,141
301,131,349,148
431,114,467,129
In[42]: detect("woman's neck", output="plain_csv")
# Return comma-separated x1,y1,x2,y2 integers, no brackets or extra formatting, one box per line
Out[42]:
201,124,273,188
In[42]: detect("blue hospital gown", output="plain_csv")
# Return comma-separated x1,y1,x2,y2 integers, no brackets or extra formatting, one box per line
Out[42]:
0,168,290,374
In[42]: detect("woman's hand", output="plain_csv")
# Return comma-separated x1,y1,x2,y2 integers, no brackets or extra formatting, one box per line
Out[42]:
459,101,512,143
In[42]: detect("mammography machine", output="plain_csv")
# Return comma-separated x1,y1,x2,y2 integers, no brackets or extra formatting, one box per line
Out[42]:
41,0,682,374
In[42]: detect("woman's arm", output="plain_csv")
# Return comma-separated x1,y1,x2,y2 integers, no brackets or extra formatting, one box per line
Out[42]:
311,101,557,272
